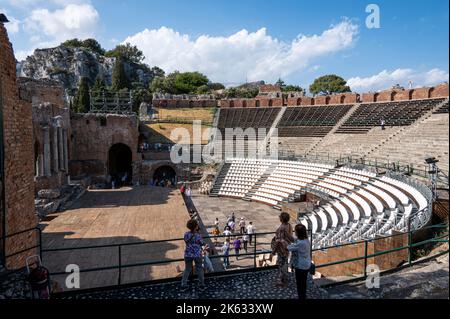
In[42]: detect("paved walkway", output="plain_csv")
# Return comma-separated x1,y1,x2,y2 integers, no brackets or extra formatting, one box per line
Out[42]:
55,268,328,300
326,253,449,299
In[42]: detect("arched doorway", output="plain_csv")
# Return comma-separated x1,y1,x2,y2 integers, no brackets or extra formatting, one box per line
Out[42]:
153,165,177,186
108,143,132,185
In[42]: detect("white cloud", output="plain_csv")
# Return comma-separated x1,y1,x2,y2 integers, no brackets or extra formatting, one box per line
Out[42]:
6,0,90,10
23,3,99,45
124,19,359,84
347,68,449,92
0,8,20,34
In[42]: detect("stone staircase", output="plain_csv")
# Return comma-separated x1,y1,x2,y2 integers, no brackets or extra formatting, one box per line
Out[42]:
259,106,287,156
367,98,450,173
243,162,278,201
209,162,231,197
306,103,361,155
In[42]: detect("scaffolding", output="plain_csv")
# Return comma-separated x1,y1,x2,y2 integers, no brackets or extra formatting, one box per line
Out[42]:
89,91,134,114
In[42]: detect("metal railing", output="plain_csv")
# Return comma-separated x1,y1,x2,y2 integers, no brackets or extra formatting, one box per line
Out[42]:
277,151,449,184
0,226,42,272
42,222,448,293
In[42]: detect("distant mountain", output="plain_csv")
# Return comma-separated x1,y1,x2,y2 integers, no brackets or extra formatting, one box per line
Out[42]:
234,81,266,90
17,45,156,93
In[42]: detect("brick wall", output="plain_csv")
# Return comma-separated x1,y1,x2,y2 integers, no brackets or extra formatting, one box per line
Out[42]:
313,233,408,277
430,83,449,98
70,113,139,182
0,22,38,269
412,87,431,100
153,99,218,108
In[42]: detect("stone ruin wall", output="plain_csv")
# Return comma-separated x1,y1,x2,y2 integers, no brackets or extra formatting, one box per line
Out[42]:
69,113,139,183
0,21,37,269
18,78,71,194
219,83,448,108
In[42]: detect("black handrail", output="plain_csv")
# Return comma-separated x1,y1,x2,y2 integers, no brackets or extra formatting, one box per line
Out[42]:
41,223,448,289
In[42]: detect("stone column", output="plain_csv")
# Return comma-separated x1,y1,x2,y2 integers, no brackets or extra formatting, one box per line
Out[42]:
58,127,64,170
52,126,59,172
36,154,44,177
63,129,69,172
43,127,51,176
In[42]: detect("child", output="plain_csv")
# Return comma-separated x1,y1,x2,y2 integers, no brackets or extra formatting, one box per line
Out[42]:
233,237,242,260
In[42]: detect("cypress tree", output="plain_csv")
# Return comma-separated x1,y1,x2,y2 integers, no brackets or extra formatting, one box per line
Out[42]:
112,57,130,91
74,77,91,113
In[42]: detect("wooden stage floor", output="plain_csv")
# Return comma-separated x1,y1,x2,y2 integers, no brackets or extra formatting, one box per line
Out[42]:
41,186,190,291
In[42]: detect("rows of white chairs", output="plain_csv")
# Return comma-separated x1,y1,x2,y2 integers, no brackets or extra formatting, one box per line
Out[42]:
215,158,430,247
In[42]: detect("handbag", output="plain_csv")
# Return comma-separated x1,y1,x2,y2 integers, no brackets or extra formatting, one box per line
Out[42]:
309,262,316,275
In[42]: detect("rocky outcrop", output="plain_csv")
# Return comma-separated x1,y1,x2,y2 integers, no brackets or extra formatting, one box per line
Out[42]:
17,45,155,92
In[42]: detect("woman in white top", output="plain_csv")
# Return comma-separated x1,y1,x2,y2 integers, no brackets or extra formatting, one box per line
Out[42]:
288,224,311,300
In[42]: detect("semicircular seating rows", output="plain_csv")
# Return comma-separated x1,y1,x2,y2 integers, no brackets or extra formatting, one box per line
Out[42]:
213,158,432,248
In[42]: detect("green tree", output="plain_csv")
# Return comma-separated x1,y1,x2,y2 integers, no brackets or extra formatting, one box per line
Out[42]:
208,82,225,91
196,85,210,94
62,38,105,55
106,43,144,63
151,66,165,78
309,74,351,96
275,78,286,88
73,77,90,113
91,74,106,93
149,76,166,93
283,85,304,93
112,58,130,91
81,38,105,55
174,72,209,94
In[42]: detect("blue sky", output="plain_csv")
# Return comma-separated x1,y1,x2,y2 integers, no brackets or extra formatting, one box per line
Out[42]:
1,0,448,92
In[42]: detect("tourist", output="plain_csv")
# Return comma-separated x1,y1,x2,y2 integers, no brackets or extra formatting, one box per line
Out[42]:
223,226,232,241
228,218,236,233
242,231,249,252
180,183,186,195
272,212,295,287
186,186,192,197
288,224,312,300
202,247,214,273
233,237,242,260
246,222,255,245
212,225,221,245
181,219,207,292
380,118,386,130
222,239,230,269
214,217,220,229
231,212,236,223
239,217,246,234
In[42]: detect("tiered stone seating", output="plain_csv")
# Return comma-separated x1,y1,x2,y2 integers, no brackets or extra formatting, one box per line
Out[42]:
216,108,281,158
337,98,445,133
277,105,352,137
368,110,449,173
